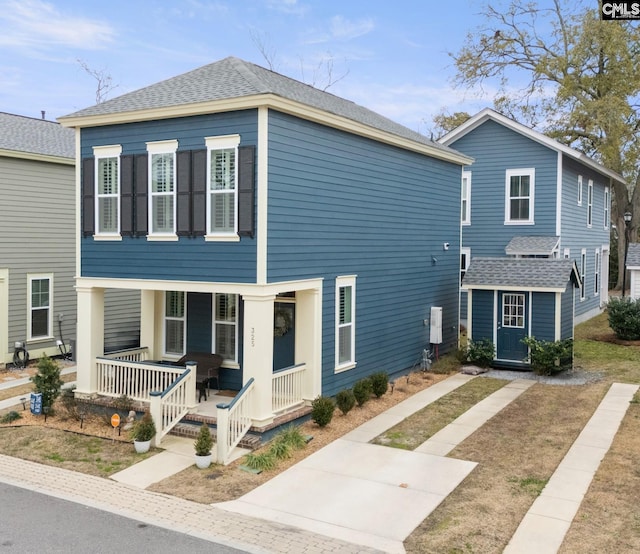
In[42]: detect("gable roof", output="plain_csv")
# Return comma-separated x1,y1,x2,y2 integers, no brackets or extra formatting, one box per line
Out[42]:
627,243,640,269
438,108,625,185
59,57,471,165
505,236,560,257
0,112,74,163
462,257,580,292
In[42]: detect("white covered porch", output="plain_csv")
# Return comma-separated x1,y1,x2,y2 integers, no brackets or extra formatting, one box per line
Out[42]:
73,276,323,463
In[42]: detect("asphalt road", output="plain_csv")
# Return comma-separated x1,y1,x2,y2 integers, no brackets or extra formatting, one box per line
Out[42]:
0,482,248,553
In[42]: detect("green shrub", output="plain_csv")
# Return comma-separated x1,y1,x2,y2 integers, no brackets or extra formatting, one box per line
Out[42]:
244,451,276,471
30,354,64,410
370,372,389,398
0,411,21,424
466,338,495,368
274,426,307,450
522,336,573,376
311,395,335,427
131,412,156,442
608,297,640,340
335,389,356,415
269,439,293,460
353,378,373,406
194,423,213,456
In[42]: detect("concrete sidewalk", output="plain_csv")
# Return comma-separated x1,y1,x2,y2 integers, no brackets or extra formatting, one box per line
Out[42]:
0,366,76,411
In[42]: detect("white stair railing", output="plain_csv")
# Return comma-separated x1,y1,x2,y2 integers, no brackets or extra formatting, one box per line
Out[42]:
96,358,183,401
216,378,255,465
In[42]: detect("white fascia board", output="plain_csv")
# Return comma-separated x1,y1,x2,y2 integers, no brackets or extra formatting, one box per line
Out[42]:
462,284,567,293
0,148,74,166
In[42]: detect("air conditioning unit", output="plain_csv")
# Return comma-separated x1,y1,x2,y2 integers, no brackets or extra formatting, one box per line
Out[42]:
430,306,443,344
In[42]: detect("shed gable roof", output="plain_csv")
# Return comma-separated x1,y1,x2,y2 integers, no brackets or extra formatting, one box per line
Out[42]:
627,243,640,269
438,108,625,185
0,112,74,161
505,236,560,256
463,257,580,291
59,57,470,165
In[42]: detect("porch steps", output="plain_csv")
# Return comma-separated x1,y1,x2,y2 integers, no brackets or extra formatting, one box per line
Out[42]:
169,422,262,450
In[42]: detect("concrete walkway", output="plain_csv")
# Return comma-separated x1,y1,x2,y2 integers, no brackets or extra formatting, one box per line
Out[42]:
218,376,534,553
504,382,639,553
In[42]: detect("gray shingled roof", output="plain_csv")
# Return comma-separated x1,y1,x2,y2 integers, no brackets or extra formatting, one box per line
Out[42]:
627,243,640,268
61,56,458,155
463,257,579,290
505,236,560,256
0,112,74,159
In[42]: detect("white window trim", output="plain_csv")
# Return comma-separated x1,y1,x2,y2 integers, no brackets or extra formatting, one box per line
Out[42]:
163,291,186,358
27,273,53,341
587,179,593,228
577,175,583,206
594,248,600,297
147,140,178,239
580,249,586,301
604,186,610,230
461,247,471,289
205,134,240,239
93,144,122,237
563,248,570,259
461,170,471,225
212,293,239,363
335,275,357,373
505,168,535,225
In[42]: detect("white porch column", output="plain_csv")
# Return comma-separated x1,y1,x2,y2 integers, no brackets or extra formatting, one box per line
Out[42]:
140,289,157,358
75,286,104,397
242,294,275,425
295,287,323,403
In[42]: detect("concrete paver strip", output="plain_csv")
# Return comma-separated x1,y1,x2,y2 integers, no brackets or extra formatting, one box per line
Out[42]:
504,382,639,554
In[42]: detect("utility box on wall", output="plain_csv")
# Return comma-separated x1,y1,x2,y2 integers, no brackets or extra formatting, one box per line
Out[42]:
430,306,443,344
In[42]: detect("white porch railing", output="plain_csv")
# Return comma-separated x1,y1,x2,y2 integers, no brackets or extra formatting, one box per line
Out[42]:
103,346,150,362
149,365,195,446
216,378,255,465
272,363,306,414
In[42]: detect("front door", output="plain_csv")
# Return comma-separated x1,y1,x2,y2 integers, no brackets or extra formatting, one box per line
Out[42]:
497,292,528,362
273,302,295,371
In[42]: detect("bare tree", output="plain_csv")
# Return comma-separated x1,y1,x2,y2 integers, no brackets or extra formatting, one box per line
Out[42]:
77,59,118,104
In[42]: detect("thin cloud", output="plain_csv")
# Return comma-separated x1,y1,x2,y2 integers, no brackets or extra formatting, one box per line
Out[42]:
305,15,375,44
267,0,309,15
0,0,115,50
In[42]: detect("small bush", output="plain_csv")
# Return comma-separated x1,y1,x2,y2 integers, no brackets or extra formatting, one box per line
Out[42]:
466,338,495,368
131,412,156,442
370,372,389,398
194,423,213,456
269,439,293,460
336,389,356,415
30,354,64,410
608,297,640,340
522,336,573,376
311,395,335,427
274,425,307,450
353,378,373,406
57,387,80,421
244,451,276,471
0,411,21,424
113,394,134,413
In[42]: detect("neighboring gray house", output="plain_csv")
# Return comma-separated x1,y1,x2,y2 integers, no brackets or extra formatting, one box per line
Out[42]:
0,112,139,367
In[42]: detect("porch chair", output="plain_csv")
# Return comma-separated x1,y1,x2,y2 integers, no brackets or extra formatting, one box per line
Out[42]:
176,352,224,401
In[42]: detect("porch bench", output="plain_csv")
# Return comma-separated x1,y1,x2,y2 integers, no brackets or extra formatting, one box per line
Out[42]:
176,352,224,401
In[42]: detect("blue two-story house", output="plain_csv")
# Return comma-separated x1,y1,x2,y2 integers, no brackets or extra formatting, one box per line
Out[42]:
439,109,624,367
60,57,471,452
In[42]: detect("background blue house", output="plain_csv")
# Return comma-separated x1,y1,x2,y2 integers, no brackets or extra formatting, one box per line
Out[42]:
439,109,623,367
60,57,472,442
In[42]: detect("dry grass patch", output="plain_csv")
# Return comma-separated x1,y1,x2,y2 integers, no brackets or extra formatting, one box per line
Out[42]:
404,382,608,554
372,377,508,450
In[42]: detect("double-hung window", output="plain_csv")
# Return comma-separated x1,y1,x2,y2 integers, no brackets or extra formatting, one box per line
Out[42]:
206,135,240,237
94,145,121,235
335,276,356,371
594,249,600,296
460,247,471,287
28,274,52,340
580,249,586,301
587,179,593,227
461,171,471,225
604,186,610,229
164,291,185,356
214,293,237,361
148,140,178,237
577,175,583,206
505,168,535,224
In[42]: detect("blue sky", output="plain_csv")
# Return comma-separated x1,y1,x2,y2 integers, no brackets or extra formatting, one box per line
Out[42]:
0,0,555,134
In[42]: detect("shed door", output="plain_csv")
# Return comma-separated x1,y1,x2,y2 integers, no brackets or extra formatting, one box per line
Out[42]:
497,292,528,361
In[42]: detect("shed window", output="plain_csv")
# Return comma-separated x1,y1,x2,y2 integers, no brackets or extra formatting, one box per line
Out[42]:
502,293,525,328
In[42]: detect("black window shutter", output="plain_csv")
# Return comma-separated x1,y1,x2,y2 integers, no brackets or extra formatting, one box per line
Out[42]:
192,149,207,236
120,154,134,236
238,145,255,238
134,153,148,236
176,150,192,236
81,157,95,237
